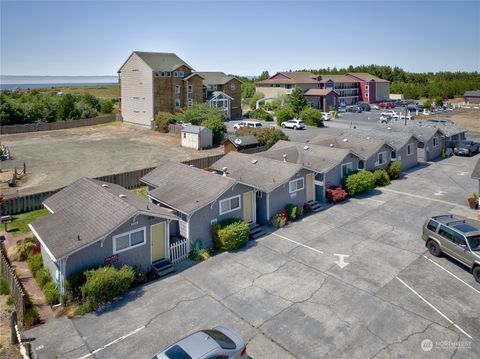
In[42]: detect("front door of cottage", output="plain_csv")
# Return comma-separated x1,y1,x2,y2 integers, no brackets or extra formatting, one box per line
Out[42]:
151,222,165,262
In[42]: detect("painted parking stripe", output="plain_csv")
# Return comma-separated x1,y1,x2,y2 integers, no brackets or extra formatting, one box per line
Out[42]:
77,326,145,359
380,188,462,207
422,255,480,295
271,233,324,254
396,277,473,339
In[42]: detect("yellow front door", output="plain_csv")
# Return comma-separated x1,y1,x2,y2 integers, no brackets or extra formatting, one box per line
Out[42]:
306,173,315,202
243,191,253,223
151,222,165,262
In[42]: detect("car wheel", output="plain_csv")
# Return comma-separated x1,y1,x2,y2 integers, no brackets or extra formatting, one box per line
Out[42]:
281,124,286,128
473,266,480,283
294,125,298,130
427,240,442,257
468,150,472,157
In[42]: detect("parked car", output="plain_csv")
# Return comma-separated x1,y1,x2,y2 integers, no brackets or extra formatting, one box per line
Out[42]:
357,102,371,111
233,121,262,130
422,214,480,283
152,326,248,359
378,102,395,109
407,103,424,112
281,119,305,129
381,110,398,118
453,140,480,156
321,112,332,121
346,105,363,113
370,104,380,110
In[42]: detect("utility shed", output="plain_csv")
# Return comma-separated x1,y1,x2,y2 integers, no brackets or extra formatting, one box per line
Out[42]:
181,125,212,150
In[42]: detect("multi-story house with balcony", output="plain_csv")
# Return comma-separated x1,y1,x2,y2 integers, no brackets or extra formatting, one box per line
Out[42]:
255,71,390,109
118,52,242,128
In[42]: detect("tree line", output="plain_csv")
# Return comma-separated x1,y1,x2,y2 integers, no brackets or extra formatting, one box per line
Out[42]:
240,65,480,100
0,90,115,126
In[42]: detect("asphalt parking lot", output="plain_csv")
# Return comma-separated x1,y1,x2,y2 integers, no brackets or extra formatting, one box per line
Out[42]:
26,154,480,358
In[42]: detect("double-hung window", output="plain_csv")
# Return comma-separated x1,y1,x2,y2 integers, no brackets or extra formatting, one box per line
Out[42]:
377,152,387,166
230,83,236,91
175,85,181,94
113,228,146,254
433,136,439,147
341,163,353,178
289,177,304,193
188,99,193,107
188,85,193,93
219,195,241,215
175,99,181,108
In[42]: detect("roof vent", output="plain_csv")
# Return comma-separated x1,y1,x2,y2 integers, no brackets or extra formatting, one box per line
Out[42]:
343,138,349,142
283,154,287,162
366,137,370,140
221,166,228,176
251,159,258,164
102,184,109,188
119,194,127,199
77,235,81,241
303,146,309,150
387,127,392,131
329,144,334,147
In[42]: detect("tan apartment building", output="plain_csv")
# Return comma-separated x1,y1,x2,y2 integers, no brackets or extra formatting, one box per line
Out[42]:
118,52,242,127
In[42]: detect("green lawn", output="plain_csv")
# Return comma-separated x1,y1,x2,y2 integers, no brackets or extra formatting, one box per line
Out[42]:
7,209,49,237
36,84,119,101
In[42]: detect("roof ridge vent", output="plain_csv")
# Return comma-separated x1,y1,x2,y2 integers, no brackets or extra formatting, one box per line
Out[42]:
102,184,109,188
119,194,127,198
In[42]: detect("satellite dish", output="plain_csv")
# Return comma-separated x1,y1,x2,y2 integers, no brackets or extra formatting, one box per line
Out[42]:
234,138,242,145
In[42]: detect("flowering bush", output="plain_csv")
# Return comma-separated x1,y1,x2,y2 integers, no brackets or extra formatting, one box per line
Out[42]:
285,203,304,220
325,186,348,204
271,209,288,227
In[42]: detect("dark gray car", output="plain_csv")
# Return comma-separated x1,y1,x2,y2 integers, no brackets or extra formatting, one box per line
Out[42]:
423,214,480,283
453,140,479,156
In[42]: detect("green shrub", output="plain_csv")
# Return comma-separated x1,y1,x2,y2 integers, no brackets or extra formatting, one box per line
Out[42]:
248,92,265,110
173,103,224,125
66,270,88,302
212,219,249,251
7,295,13,305
154,111,176,133
0,277,9,295
80,265,135,309
235,127,289,149
387,160,402,179
271,209,289,228
373,169,391,187
15,237,39,261
100,100,114,114
189,248,212,262
249,109,273,121
23,306,40,326
262,101,280,111
35,268,51,289
275,107,294,125
296,205,304,217
28,253,43,276
42,281,59,305
300,107,323,127
131,266,147,287
342,170,376,195
201,117,226,144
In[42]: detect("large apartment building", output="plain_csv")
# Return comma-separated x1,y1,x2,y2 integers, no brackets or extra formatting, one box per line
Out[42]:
256,71,390,108
118,52,242,128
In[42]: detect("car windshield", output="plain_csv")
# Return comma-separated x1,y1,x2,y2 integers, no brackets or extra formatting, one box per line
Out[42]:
467,235,480,251
202,329,236,350
458,141,472,146
163,345,192,359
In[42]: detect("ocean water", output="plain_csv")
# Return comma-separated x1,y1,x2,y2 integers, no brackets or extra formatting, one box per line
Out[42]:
1,82,117,90
0,76,117,91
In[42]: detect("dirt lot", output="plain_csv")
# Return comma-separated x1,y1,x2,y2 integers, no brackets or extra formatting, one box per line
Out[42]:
0,122,223,195
0,295,22,359
417,109,480,132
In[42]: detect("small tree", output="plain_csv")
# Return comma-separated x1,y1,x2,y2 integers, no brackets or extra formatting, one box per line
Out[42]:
275,107,294,125
299,107,323,127
201,117,226,145
235,127,289,149
241,82,256,100
173,103,223,125
100,100,114,114
248,92,265,110
434,96,443,108
288,88,308,118
423,100,431,110
154,112,176,133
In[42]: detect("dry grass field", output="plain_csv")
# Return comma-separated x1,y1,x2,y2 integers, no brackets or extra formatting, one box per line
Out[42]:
417,109,480,132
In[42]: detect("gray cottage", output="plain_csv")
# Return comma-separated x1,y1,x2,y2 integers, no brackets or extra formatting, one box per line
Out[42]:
341,128,419,170
310,135,394,171
141,161,255,249
211,152,315,224
258,140,361,202
29,178,177,294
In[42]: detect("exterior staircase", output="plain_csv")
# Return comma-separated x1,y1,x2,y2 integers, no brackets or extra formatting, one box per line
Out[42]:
248,221,267,239
151,259,176,278
305,200,324,213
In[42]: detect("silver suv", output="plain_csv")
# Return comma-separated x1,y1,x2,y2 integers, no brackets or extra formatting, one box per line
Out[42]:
423,214,480,283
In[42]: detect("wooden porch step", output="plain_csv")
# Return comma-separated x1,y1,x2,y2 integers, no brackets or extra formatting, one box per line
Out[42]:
306,200,324,213
248,222,267,239
152,259,176,278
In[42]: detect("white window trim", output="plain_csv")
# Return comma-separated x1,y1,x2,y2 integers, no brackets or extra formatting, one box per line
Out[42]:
219,195,241,215
289,177,305,194
407,144,413,156
230,83,236,91
433,136,439,147
175,85,181,94
188,85,193,94
113,227,146,254
178,71,184,78
341,162,353,177
376,151,387,166
365,85,369,90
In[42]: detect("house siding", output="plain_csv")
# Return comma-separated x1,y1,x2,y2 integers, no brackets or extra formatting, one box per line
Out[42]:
188,183,254,248
364,144,392,170
120,53,154,127
375,82,390,102
221,79,242,119
393,138,419,170
63,215,166,278
41,246,59,281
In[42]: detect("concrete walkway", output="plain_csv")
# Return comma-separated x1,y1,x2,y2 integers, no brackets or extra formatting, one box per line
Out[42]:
1,231,54,322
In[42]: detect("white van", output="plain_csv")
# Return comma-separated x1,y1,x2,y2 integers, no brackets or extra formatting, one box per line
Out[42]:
233,121,263,130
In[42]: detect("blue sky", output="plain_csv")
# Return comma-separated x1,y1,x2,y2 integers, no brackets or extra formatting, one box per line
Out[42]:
1,1,479,76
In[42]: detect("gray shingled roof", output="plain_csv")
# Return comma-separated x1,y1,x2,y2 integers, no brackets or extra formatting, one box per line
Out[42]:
472,159,480,179
380,119,463,141
465,90,480,97
258,140,351,173
133,51,193,71
225,135,259,147
210,152,303,193
30,178,176,260
181,125,209,134
141,161,237,214
309,135,388,160
195,72,239,85
341,128,416,151
424,119,467,137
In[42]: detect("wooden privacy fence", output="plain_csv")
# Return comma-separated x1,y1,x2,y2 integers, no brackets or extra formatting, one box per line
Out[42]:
170,238,188,264
1,153,225,215
0,115,118,135
168,124,183,134
0,247,26,326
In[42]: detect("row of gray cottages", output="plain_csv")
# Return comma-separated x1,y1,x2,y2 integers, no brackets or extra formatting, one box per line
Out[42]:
29,120,467,293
